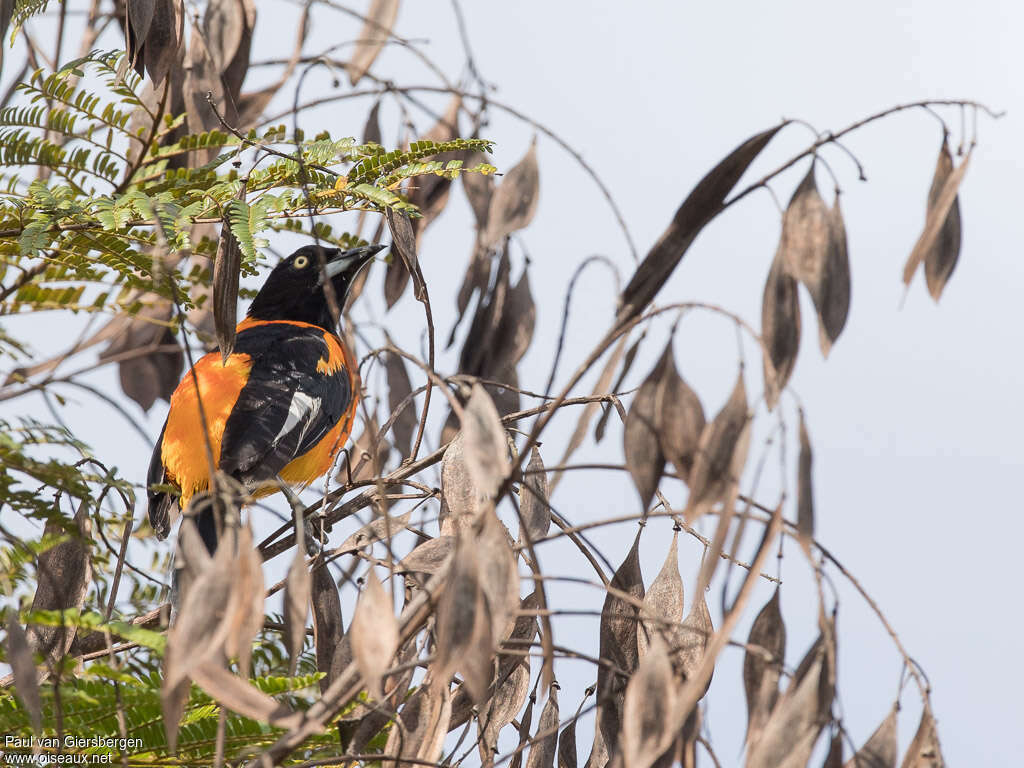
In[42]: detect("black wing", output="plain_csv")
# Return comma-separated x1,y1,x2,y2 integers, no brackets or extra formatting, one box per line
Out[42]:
218,324,351,488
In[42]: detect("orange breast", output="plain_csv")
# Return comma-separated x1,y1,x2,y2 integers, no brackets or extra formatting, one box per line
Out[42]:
162,351,252,508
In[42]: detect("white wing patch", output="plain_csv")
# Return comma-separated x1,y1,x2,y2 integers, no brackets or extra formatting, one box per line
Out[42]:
274,390,321,448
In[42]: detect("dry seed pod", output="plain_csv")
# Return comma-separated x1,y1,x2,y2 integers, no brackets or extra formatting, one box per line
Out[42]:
824,731,845,768
637,530,684,659
903,140,971,294
310,561,343,694
26,500,92,664
434,538,493,704
797,411,815,552
385,351,416,459
591,530,645,765
923,138,963,301
617,123,786,323
350,569,399,701
746,623,836,768
281,541,311,676
482,140,540,250
462,383,511,499
820,194,851,355
761,247,801,410
623,355,666,510
901,709,945,768
382,676,453,768
518,446,551,546
674,586,713,699
346,0,399,85
558,718,578,768
622,636,679,768
525,686,560,768
6,615,41,734
743,589,786,749
844,704,899,768
655,344,706,483
684,368,749,524
781,164,830,301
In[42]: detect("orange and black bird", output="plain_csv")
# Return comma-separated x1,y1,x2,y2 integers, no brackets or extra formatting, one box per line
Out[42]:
147,244,382,554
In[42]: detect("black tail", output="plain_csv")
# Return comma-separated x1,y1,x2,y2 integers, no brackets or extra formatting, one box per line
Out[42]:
147,421,179,540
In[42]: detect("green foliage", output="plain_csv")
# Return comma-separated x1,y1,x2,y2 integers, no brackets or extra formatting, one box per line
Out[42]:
0,670,344,765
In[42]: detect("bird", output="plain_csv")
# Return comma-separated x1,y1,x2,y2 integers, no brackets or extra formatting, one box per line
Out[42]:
146,243,383,554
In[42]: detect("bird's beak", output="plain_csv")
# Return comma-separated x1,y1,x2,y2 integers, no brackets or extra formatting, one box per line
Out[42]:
322,244,386,281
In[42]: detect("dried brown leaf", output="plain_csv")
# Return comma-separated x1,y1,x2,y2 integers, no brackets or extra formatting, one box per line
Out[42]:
6,614,41,733
459,246,511,376
684,368,750,524
282,544,311,677
347,0,400,85
350,568,399,701
27,500,92,664
618,123,786,323
762,247,801,410
190,660,301,728
385,208,419,308
310,560,343,694
526,686,561,768
746,622,836,768
483,140,540,249
519,446,551,546
903,141,971,293
638,531,683,659
511,691,536,768
385,351,416,459
797,411,815,551
363,100,383,145
845,704,899,768
901,709,945,768
743,589,786,749
655,343,706,484
623,636,679,768
623,355,666,511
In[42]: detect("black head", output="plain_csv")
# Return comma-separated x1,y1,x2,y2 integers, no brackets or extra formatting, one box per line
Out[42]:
246,244,383,330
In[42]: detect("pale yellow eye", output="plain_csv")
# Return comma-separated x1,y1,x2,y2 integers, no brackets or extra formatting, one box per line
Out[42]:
294,255,309,269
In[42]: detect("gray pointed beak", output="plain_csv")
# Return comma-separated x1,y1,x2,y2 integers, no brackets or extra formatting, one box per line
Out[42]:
322,244,386,280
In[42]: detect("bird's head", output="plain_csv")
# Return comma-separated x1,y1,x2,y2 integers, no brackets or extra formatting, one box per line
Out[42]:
246,244,384,330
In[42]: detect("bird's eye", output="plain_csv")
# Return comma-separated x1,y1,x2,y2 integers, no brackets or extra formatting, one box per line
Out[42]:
293,255,309,269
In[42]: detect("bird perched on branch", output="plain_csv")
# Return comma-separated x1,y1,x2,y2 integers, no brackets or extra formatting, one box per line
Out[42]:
147,244,382,554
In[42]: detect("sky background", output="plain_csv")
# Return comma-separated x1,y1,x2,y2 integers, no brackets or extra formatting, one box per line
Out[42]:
3,1,1023,765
